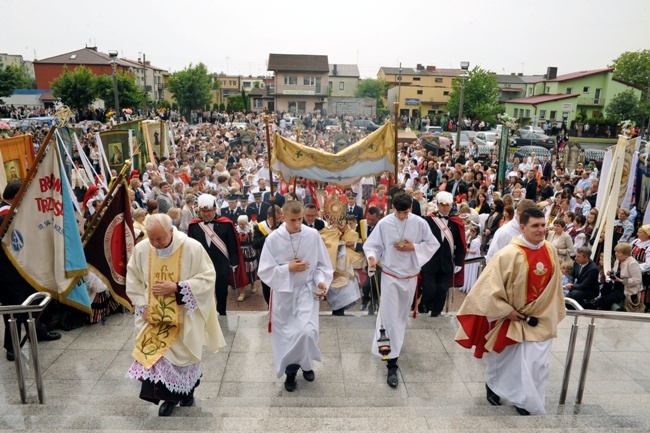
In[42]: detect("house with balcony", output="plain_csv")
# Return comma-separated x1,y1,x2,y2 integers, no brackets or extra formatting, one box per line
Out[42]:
378,64,462,118
267,54,329,114
121,58,168,104
504,67,643,127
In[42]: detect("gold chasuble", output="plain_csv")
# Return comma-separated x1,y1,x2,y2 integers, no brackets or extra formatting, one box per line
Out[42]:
133,246,183,369
455,238,565,358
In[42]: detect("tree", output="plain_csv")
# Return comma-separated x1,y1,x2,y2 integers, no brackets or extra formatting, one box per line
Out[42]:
50,65,97,111
94,72,143,110
0,64,29,101
610,50,650,89
355,78,387,100
605,89,644,124
167,63,215,120
446,67,503,124
226,93,248,112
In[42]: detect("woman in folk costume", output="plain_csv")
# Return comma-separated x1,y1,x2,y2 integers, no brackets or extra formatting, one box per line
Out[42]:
258,201,333,392
455,207,565,416
235,214,258,301
460,223,482,294
126,214,225,417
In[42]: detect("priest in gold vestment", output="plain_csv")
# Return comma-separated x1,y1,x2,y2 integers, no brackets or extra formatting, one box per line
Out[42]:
126,214,226,416
455,207,565,416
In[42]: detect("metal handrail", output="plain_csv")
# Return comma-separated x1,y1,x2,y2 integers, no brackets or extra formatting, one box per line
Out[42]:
560,298,650,405
2,292,51,404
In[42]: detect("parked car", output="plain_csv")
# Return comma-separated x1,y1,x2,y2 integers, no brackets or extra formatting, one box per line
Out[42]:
351,119,380,132
519,125,545,134
423,125,443,135
514,130,556,149
514,145,553,161
474,131,499,147
323,118,341,131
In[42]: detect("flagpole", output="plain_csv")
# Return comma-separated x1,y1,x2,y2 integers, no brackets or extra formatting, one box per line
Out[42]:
81,160,132,243
0,126,57,239
263,113,277,228
388,101,399,213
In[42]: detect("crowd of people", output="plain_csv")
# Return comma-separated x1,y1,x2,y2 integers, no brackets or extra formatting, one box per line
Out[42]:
2,104,649,418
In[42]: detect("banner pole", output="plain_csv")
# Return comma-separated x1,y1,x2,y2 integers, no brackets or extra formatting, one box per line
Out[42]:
81,160,132,243
263,113,277,226
0,126,57,239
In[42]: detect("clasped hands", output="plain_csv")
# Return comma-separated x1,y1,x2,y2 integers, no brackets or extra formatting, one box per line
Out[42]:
393,240,414,252
143,281,178,323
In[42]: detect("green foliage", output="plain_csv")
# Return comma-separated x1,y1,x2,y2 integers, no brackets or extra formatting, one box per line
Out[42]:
605,89,644,124
446,67,502,124
610,50,650,89
0,64,24,99
219,103,226,111
226,94,248,112
167,63,214,119
94,72,143,110
50,65,97,111
171,102,178,111
355,78,388,99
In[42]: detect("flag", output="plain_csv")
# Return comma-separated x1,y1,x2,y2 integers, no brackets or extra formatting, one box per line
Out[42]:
83,181,135,311
1,136,91,313
271,122,396,186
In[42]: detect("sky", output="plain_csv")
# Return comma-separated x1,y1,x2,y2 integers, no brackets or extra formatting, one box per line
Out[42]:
2,0,649,80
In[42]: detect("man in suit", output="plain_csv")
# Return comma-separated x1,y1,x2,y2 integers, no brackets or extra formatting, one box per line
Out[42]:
302,203,325,230
421,191,466,316
524,171,538,202
246,192,270,223
541,156,552,179
425,160,439,191
188,194,242,315
448,171,465,198
222,195,246,224
565,246,600,307
356,207,382,315
404,187,421,216
345,192,364,223
263,181,285,208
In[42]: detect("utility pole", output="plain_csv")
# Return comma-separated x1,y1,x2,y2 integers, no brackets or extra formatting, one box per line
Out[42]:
142,53,148,116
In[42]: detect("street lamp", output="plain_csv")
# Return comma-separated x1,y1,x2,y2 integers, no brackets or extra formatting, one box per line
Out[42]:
108,50,120,124
139,52,148,115
455,61,470,148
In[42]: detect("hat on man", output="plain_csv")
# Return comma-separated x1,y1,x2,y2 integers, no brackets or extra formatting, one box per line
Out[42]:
642,225,650,237
347,192,358,198
228,195,239,202
197,194,217,210
436,191,454,205
574,193,584,200
252,191,263,199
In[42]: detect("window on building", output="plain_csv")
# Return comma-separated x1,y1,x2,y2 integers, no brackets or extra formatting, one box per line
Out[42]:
303,77,315,86
514,108,519,117
339,82,344,90
417,90,423,95
594,88,601,104
288,101,306,113
583,86,590,93
229,80,237,86
328,81,332,89
540,110,547,119
550,110,557,119
546,86,550,93
528,88,533,96
566,87,572,94
284,76,298,85
413,77,420,81
243,82,251,88
253,99,263,108
525,109,531,117
435,78,443,83
443,91,449,96
221,80,226,86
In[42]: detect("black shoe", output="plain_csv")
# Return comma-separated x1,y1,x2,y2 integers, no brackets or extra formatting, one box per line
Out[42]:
302,370,315,382
284,373,297,392
37,331,61,342
179,396,194,407
368,304,375,315
6,350,15,361
485,384,501,406
332,309,345,316
359,301,368,311
158,401,177,417
387,369,398,388
417,303,427,314
515,406,530,416
430,311,440,317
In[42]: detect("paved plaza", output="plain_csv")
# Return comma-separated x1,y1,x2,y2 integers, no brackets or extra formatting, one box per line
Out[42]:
1,304,650,432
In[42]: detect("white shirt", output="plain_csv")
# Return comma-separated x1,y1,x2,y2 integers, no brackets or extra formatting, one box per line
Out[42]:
486,219,521,263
